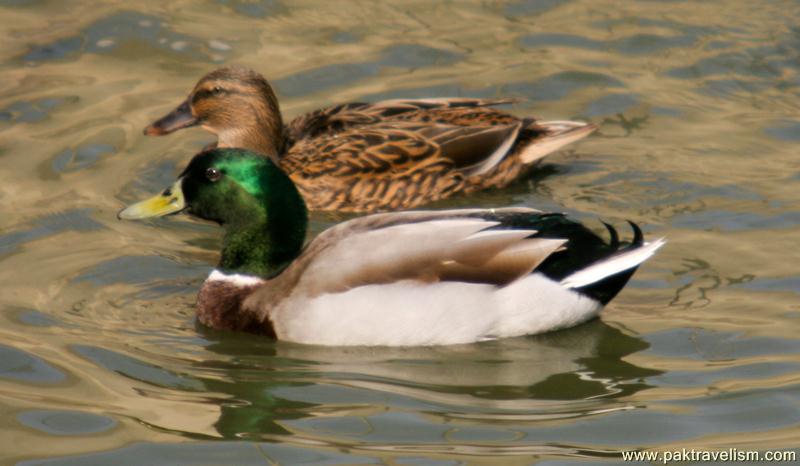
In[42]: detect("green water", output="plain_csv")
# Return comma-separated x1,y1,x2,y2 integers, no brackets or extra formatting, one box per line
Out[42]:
1,0,799,464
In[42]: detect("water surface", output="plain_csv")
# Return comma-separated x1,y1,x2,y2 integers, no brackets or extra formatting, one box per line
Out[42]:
1,0,799,464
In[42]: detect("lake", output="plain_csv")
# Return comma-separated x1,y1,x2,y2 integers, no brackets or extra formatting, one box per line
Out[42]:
1,0,798,464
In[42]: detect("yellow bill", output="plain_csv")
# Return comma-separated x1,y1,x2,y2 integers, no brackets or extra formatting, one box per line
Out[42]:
118,179,186,220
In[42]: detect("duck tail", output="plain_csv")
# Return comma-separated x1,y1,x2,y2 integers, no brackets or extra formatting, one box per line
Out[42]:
517,119,597,164
560,222,666,304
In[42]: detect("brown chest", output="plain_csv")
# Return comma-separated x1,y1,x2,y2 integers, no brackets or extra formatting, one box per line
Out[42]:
196,280,276,337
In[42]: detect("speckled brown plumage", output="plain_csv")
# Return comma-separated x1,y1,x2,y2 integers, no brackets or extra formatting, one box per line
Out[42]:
145,66,596,212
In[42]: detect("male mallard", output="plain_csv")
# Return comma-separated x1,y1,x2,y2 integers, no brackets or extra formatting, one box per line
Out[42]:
143,66,595,212
119,148,664,346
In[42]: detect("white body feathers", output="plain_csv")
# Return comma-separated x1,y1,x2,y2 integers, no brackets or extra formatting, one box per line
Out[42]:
207,210,665,346
269,273,603,346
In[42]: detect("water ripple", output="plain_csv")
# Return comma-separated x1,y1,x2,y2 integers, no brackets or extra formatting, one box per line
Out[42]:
275,44,464,97
20,11,231,65
17,409,117,436
0,343,66,384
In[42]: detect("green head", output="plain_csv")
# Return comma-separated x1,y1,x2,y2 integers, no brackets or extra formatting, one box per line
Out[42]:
119,148,307,277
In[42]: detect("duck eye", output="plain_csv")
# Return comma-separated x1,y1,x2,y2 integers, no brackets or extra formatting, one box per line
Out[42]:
211,86,223,95
206,167,222,182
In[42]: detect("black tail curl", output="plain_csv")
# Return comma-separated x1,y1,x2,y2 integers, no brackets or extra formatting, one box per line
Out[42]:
627,220,644,247
469,210,650,305
601,221,619,249
574,220,647,305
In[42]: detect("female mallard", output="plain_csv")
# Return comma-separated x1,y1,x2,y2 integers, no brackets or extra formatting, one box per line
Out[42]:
119,148,664,346
143,66,595,212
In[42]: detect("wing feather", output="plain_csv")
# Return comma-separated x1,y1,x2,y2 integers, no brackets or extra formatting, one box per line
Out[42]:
286,121,524,178
242,208,551,313
285,97,516,142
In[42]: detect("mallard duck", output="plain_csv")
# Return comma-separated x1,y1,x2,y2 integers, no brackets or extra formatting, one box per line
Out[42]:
119,148,664,346
143,66,596,212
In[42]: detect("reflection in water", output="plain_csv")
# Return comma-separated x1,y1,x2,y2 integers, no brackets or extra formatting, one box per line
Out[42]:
17,409,117,436
192,321,659,445
18,320,661,463
2,0,800,463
